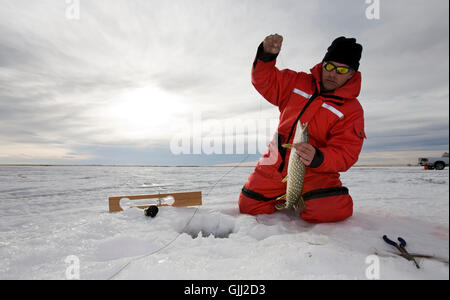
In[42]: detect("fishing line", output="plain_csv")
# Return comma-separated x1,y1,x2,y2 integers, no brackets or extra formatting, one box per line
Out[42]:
107,151,252,280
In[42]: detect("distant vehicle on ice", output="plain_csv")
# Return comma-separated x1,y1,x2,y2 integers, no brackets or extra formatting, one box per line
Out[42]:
418,152,449,170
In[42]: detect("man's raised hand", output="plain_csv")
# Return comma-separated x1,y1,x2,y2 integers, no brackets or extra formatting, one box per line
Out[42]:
263,34,283,54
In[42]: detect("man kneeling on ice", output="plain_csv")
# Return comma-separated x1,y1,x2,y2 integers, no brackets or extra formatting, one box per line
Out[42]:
239,34,366,223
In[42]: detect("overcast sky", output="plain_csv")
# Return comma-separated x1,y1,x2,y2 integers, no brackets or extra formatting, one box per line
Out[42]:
0,0,448,165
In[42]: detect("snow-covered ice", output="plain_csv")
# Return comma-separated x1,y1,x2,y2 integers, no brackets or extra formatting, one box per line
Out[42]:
0,166,448,280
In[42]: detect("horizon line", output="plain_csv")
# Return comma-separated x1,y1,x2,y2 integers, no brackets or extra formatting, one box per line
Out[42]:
0,163,425,167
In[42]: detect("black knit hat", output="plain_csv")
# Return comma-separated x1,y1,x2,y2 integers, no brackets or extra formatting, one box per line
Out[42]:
323,36,363,71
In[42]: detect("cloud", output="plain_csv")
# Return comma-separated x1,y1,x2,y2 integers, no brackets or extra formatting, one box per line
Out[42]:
0,0,448,165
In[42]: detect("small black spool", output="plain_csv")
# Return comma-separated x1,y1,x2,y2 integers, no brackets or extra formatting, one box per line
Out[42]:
144,205,159,218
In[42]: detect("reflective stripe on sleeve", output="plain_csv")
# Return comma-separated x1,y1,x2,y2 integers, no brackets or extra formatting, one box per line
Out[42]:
293,88,312,99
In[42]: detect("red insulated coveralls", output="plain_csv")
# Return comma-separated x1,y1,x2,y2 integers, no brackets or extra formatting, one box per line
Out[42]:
238,48,366,223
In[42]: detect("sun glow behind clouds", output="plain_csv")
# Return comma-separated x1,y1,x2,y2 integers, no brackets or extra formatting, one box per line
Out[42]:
104,85,189,143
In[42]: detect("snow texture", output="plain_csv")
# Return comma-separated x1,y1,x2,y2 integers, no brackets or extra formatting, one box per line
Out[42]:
0,166,448,280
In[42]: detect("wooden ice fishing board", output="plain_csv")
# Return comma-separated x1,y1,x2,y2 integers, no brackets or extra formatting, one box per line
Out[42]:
109,191,202,213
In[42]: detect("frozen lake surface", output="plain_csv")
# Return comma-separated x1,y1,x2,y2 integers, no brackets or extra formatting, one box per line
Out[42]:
0,165,448,279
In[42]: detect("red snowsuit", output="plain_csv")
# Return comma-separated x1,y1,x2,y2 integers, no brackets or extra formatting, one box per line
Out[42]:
238,48,366,223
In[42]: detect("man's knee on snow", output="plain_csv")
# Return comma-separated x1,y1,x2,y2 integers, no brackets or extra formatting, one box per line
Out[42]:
300,194,353,223
238,193,276,216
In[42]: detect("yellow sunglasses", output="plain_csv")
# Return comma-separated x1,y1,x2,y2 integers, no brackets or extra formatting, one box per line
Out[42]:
323,62,352,75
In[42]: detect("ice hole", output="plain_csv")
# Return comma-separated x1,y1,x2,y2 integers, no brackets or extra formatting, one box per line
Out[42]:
182,228,233,239
176,211,236,239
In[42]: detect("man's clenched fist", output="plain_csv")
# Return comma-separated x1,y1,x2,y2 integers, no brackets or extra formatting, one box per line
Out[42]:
263,34,283,54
